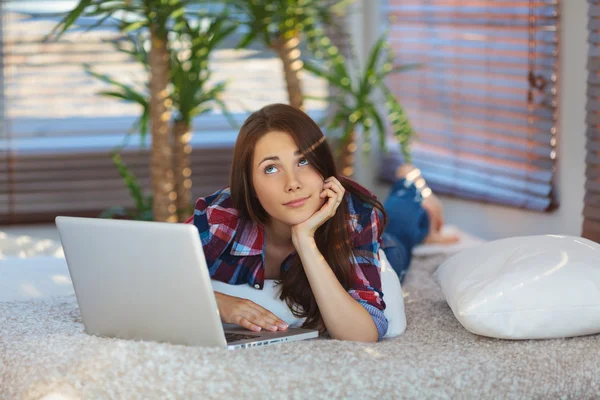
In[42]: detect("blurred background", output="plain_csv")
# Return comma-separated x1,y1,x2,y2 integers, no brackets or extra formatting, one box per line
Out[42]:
0,0,597,247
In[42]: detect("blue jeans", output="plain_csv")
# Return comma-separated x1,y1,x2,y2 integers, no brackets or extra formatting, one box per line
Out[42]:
380,179,430,283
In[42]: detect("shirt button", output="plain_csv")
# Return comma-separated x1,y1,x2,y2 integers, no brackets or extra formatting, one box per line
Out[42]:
254,284,260,289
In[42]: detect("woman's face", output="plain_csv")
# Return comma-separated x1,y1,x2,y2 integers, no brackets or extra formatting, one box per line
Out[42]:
252,130,325,227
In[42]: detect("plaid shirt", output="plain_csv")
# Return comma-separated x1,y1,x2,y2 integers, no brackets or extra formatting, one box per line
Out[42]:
186,180,388,339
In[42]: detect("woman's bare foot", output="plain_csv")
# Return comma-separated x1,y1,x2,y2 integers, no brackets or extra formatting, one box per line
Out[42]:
423,230,461,244
421,194,460,244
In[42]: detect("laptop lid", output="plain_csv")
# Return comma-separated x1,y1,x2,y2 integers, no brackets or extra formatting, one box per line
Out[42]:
55,216,228,348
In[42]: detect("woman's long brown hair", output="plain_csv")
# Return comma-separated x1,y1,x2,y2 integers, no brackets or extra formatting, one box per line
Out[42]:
230,103,387,329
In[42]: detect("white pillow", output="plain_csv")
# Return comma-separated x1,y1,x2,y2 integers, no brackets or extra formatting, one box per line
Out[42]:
433,235,600,339
379,248,407,337
212,249,407,339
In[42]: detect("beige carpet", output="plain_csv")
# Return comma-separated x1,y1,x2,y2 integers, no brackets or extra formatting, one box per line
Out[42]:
1,252,600,399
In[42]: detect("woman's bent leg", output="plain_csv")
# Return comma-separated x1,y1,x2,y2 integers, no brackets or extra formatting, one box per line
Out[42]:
382,178,430,272
381,233,410,283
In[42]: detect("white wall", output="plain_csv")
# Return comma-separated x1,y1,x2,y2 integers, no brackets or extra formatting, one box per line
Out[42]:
358,0,588,241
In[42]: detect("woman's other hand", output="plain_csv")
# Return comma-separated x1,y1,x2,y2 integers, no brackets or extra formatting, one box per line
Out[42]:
214,292,289,332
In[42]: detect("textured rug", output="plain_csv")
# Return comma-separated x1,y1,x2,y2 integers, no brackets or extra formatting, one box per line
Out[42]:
2,250,600,399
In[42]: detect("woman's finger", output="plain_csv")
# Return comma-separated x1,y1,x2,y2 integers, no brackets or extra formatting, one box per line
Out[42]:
258,309,288,330
320,188,336,199
245,302,288,330
331,178,345,196
321,189,343,218
235,316,262,332
239,307,273,330
326,181,344,197
324,176,341,186
240,309,278,331
320,190,338,210
243,304,287,331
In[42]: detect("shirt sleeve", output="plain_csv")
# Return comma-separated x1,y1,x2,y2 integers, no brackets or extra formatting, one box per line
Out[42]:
188,197,212,246
186,193,235,268
347,206,389,341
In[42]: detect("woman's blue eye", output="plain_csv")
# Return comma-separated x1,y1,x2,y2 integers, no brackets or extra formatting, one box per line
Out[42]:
299,158,309,166
264,165,278,174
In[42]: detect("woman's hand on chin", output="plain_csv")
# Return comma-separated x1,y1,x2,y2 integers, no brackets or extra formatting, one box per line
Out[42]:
291,176,345,246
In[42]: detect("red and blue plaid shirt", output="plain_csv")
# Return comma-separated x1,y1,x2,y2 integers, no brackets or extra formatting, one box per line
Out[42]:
185,180,388,339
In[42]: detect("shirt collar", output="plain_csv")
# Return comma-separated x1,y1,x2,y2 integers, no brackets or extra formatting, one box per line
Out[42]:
229,218,264,257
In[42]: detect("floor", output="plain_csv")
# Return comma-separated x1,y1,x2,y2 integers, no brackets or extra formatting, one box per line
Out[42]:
0,224,61,242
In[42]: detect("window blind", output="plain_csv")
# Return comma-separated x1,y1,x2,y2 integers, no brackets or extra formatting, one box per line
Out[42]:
0,0,328,224
381,0,560,211
0,0,7,221
584,0,600,242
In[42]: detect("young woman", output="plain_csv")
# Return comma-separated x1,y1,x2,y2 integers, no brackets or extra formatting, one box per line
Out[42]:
186,103,456,342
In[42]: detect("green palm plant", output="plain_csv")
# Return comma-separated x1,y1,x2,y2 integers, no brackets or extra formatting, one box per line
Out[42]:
170,11,237,221
99,152,154,221
82,60,153,221
49,0,191,222
80,11,236,221
224,0,352,110
303,31,417,177
50,2,237,221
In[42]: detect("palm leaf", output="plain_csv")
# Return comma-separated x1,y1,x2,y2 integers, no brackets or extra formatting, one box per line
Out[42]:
84,65,148,105
110,151,147,214
170,10,236,124
87,63,149,144
390,63,424,74
328,0,356,16
84,12,116,33
99,205,129,219
214,98,239,130
303,94,339,102
381,85,414,163
210,24,238,50
113,35,149,67
328,109,350,130
360,34,387,95
365,34,387,77
96,90,138,102
237,30,258,49
122,19,147,33
366,103,387,152
302,61,353,94
46,0,94,41
341,118,355,145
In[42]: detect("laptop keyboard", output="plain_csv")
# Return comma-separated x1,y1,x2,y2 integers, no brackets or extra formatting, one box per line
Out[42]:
225,332,259,343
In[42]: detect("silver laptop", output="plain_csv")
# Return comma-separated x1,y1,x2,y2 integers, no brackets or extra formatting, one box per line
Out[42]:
55,216,318,349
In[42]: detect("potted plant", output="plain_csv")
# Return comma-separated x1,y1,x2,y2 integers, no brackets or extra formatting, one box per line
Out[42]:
223,0,352,110
50,0,187,222
169,10,237,220
50,3,236,221
303,31,416,177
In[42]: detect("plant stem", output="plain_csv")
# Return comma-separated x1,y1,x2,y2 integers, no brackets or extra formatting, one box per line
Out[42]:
272,34,304,110
173,119,193,222
149,26,176,222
